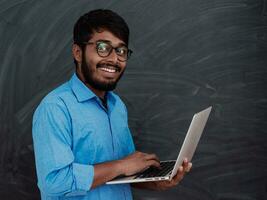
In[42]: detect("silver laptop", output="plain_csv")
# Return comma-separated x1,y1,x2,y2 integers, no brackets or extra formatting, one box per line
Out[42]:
106,106,212,185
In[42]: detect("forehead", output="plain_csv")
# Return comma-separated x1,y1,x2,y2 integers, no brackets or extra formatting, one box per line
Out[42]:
90,30,125,46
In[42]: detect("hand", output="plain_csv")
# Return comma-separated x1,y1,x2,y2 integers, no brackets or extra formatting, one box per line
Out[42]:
153,158,192,191
119,151,161,176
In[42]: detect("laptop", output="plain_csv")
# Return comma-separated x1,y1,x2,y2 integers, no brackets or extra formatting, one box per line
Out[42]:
106,106,212,185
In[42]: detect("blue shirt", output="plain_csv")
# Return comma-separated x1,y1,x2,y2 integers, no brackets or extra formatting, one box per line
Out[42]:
32,73,135,200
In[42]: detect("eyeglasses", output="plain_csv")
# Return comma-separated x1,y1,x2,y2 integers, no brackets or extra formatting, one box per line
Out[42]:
82,40,133,62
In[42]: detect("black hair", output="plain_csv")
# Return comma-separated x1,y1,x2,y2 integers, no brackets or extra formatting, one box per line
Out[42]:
73,9,130,67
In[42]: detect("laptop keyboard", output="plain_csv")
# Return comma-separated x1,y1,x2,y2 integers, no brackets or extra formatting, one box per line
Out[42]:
134,161,176,179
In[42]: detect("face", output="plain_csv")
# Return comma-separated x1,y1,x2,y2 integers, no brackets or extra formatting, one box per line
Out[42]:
75,30,127,92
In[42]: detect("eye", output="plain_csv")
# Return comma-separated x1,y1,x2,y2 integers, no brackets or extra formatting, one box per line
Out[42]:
116,47,128,56
97,42,110,52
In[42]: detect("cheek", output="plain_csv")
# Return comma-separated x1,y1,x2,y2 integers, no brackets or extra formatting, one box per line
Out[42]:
84,56,100,69
84,49,101,67
120,63,127,71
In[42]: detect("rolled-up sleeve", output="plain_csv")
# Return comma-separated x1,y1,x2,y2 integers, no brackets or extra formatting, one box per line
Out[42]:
32,101,94,197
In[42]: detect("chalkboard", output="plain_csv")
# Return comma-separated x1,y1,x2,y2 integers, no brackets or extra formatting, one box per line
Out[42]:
0,0,266,200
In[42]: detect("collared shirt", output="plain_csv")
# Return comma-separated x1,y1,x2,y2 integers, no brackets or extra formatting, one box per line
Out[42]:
32,73,135,200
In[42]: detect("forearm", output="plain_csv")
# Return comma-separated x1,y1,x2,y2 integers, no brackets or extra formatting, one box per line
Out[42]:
91,160,124,188
92,151,161,189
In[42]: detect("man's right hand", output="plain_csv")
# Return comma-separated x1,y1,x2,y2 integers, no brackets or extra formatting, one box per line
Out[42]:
91,151,160,188
119,151,161,176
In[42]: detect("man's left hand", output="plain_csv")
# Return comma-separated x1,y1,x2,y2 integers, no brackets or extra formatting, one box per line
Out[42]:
153,158,192,191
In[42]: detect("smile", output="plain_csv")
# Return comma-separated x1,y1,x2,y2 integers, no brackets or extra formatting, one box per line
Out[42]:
97,63,120,74
99,67,117,73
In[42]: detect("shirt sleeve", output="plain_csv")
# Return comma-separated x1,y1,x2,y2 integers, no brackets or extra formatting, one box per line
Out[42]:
32,101,94,197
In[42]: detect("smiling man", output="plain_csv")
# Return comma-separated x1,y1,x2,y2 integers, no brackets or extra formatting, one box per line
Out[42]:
32,9,192,200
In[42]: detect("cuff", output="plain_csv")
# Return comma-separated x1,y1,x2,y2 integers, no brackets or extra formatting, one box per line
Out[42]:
64,162,94,197
73,163,94,191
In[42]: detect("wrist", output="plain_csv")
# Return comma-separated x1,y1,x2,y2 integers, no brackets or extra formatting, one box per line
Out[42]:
115,159,126,176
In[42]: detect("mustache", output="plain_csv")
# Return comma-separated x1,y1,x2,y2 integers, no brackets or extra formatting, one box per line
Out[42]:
96,62,121,72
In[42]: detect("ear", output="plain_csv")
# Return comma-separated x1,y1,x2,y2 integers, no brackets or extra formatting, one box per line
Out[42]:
72,44,83,64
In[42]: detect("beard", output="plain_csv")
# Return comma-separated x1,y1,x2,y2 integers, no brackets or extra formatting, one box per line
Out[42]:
81,53,125,91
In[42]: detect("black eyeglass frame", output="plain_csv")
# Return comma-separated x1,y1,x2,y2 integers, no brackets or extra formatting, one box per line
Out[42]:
80,41,133,62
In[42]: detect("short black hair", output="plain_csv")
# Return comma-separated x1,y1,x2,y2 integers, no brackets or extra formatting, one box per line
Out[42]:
73,9,130,67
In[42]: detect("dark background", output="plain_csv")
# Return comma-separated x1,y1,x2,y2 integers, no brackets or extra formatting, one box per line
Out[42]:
0,0,266,199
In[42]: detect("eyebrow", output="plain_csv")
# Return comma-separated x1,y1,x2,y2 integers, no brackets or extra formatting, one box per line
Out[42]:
96,39,126,47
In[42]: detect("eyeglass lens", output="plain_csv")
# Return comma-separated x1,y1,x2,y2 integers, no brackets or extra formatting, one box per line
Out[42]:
96,41,131,61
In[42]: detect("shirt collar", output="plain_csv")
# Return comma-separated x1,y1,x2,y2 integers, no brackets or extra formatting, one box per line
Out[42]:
106,90,117,107
69,73,96,102
69,73,117,106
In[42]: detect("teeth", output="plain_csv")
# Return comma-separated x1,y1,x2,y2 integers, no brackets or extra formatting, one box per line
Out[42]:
100,67,116,73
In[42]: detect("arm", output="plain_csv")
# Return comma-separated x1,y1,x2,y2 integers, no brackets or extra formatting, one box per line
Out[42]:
32,103,93,196
33,102,160,195
92,151,161,188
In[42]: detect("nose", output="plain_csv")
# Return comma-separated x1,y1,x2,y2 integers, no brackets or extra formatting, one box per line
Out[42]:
107,48,119,62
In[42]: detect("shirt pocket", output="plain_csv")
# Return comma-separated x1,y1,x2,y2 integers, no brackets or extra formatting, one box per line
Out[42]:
73,122,101,164
114,122,135,158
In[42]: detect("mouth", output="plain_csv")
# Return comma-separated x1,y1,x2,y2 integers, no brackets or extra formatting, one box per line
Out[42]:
97,63,121,74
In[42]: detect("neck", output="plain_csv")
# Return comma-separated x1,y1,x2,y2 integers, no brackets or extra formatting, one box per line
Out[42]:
76,71,106,99
86,83,106,99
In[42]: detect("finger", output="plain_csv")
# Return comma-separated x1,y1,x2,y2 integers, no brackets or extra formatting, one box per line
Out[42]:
170,177,180,186
182,158,189,167
146,159,161,168
170,179,180,186
178,165,184,173
144,153,160,162
185,162,192,172
182,158,192,172
135,151,144,156
173,166,184,182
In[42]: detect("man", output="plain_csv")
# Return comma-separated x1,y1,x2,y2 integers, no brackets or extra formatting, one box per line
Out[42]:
32,9,192,200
